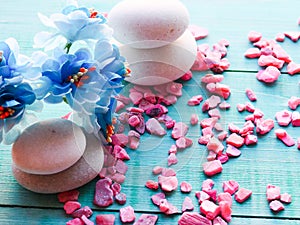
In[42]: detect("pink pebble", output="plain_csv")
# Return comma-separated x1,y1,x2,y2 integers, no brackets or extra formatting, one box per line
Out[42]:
275,129,295,147
245,89,257,101
115,193,127,205
180,181,192,193
226,133,244,148
129,91,143,105
199,135,212,145
219,101,230,110
168,144,178,154
253,39,269,48
207,95,222,109
248,31,262,42
191,51,210,71
115,101,125,113
180,70,193,81
226,144,241,157
207,137,224,154
223,180,239,195
128,115,141,127
120,206,135,223
291,111,300,127
178,212,212,225
145,180,159,190
269,200,285,212
236,103,245,112
195,191,211,204
275,33,285,42
81,215,94,225
228,123,240,133
275,110,292,126
280,193,292,204
213,216,228,225
115,94,131,105
166,82,183,96
288,96,300,110
218,39,230,47
162,95,178,105
272,43,291,63
58,190,80,203
201,117,218,128
151,193,166,206
161,199,179,215
256,66,281,83
66,218,84,225
188,95,203,106
146,118,166,136
182,196,194,212
158,175,178,192
127,130,140,150
219,201,232,222
217,192,232,206
207,150,217,161
168,153,178,166
134,214,158,225
256,119,274,135
266,184,281,201
203,160,223,177
161,167,176,177
244,134,258,145
113,145,130,160
235,188,252,203
208,108,221,118
200,200,220,220
287,61,300,75
218,131,228,141
172,122,189,139
284,31,300,42
176,137,193,149
152,166,163,175
244,48,261,58
202,179,215,191
188,24,209,40
217,154,229,164
64,201,81,214
190,113,199,125
245,102,255,113
201,74,224,83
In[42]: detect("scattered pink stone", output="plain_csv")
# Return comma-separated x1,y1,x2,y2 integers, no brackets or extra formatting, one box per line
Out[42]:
127,130,141,149
64,201,81,215
66,218,84,225
219,101,230,110
182,196,194,212
223,180,239,195
81,215,93,225
96,214,115,225
72,206,93,219
207,150,217,161
244,134,258,145
226,133,244,148
275,110,292,126
214,123,223,132
280,193,292,204
113,145,130,160
245,89,257,101
236,103,245,112
133,214,158,225
244,48,261,58
111,182,121,196
213,43,228,58
200,200,220,220
145,180,159,190
248,31,262,42
199,135,212,145
115,94,131,105
203,160,223,177
201,117,218,128
202,179,215,191
266,184,281,201
120,206,135,223
275,33,285,42
115,101,125,113
178,212,212,225
93,178,114,207
253,39,269,48
291,112,300,127
168,153,178,166
111,133,128,147
217,154,229,164
195,191,210,204
207,95,222,109
201,74,224,84
208,108,221,118
256,66,281,83
219,201,232,222
284,31,300,42
287,61,300,75
275,128,295,147
128,115,141,127
192,51,210,71
158,175,178,192
258,55,284,69
226,144,241,157
218,131,228,142
152,166,163,175
58,190,80,203
207,137,224,154
181,70,193,81
260,46,273,56
172,122,189,139
190,114,199,126
166,82,183,96
188,95,203,106
161,167,176,176
176,137,193,149
298,138,300,150
272,43,291,63
161,199,179,215
269,200,285,212
188,24,209,40
129,91,143,105
115,193,127,205
168,144,178,154
235,188,252,203
162,95,178,105
180,181,192,193
217,192,232,206
288,96,300,110
244,102,255,113
146,118,166,136
151,193,166,206
256,118,274,135
213,216,228,225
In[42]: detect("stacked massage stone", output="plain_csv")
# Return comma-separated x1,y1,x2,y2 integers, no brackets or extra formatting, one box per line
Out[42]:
11,118,104,194
108,0,197,86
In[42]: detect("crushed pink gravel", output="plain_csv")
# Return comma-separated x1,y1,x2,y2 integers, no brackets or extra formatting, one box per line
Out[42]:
223,180,239,195
178,212,212,225
58,190,80,203
275,129,295,147
158,175,178,192
64,201,81,215
266,184,281,201
235,188,252,203
200,200,220,220
256,66,281,83
269,200,285,212
180,181,192,193
133,214,158,225
96,214,115,225
182,196,194,212
288,96,300,110
93,178,114,207
280,193,292,204
66,218,84,225
195,191,210,204
72,206,93,219
203,160,223,176
219,201,232,222
119,206,135,223
275,110,292,126
226,133,244,148
248,31,262,42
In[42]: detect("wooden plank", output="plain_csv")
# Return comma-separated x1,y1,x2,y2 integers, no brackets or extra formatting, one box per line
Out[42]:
1,207,300,225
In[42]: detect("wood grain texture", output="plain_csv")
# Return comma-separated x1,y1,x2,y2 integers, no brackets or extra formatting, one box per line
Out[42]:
1,0,300,224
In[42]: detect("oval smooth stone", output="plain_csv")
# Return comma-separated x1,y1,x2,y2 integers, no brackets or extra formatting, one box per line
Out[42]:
12,118,86,175
12,132,104,194
108,0,189,49
120,30,197,86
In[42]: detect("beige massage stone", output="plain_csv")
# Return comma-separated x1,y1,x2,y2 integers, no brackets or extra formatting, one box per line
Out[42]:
120,30,197,86
12,131,104,194
12,118,86,175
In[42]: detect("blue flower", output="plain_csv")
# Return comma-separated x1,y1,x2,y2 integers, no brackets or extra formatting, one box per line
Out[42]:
0,83,36,143
34,5,112,51
0,38,38,86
